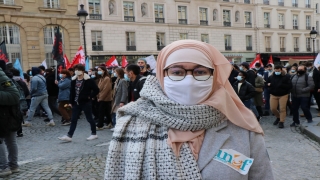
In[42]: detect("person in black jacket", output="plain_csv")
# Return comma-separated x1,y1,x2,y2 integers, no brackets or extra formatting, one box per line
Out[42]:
232,71,255,109
266,65,292,128
228,63,239,85
58,64,99,142
44,69,61,118
239,62,256,87
306,62,320,115
125,64,146,102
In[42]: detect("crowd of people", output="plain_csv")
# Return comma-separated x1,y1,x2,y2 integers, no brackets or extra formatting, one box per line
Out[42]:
1,39,319,178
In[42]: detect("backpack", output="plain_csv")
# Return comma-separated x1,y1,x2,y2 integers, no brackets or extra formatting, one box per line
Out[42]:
12,80,28,111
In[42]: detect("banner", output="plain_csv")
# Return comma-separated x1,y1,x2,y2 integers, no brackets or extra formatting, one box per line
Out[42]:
64,54,71,69
249,54,263,69
105,56,119,67
85,57,89,71
145,55,157,72
121,55,128,68
267,55,274,65
13,59,24,79
314,53,320,68
52,26,64,66
0,41,9,63
70,46,85,67
41,59,48,69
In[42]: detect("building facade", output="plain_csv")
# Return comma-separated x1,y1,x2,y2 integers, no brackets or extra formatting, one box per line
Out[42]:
81,0,320,66
0,0,80,70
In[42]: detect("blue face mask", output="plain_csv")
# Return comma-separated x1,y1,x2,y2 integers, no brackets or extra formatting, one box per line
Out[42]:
237,76,243,81
291,70,296,73
91,75,96,78
239,67,243,71
124,74,130,81
59,74,64,78
275,72,281,75
98,71,103,75
113,73,117,77
29,71,32,76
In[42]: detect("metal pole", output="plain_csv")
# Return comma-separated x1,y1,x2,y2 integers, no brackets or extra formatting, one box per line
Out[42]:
82,23,87,58
314,39,316,61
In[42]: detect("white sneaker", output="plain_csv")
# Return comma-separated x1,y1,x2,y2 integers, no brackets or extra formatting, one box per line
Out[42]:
86,135,98,141
46,121,55,126
110,128,114,132
22,121,31,127
58,135,72,142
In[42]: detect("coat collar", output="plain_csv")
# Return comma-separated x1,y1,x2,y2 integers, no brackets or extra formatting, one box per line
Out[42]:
197,120,230,171
72,73,90,80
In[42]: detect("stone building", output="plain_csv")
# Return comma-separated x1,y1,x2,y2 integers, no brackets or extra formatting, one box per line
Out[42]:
80,0,319,66
0,0,80,70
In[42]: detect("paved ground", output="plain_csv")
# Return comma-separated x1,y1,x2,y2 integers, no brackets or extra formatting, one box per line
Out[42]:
0,108,320,180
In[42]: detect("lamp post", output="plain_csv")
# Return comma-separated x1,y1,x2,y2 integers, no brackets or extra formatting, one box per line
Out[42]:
310,27,318,61
77,4,88,58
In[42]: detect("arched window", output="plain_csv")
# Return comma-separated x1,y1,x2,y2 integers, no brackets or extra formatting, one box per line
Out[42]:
0,23,21,63
43,26,64,67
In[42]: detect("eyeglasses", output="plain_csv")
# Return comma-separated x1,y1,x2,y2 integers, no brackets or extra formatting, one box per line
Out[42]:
165,66,214,81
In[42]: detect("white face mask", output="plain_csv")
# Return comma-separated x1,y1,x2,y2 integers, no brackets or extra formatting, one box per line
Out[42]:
164,75,213,105
75,70,83,76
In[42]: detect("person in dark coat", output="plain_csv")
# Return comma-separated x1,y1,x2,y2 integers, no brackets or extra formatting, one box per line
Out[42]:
125,64,146,102
228,63,239,85
44,69,61,118
239,62,256,87
255,63,265,76
232,71,255,109
305,62,320,116
137,58,152,77
263,63,274,116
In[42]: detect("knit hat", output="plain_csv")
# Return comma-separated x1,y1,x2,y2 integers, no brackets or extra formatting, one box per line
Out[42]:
0,60,6,71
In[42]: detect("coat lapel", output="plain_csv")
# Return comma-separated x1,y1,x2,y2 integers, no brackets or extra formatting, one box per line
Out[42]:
197,121,230,171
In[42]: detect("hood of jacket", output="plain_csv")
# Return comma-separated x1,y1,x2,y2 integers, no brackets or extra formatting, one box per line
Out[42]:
72,73,90,80
31,67,41,76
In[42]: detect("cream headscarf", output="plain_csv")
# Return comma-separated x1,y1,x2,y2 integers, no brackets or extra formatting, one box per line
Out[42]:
156,40,263,158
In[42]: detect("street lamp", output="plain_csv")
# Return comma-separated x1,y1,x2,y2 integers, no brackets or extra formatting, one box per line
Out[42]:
310,27,318,61
77,4,88,58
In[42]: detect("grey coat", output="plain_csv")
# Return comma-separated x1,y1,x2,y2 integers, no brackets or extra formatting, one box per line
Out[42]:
199,121,274,180
291,73,314,97
113,79,128,107
57,77,71,102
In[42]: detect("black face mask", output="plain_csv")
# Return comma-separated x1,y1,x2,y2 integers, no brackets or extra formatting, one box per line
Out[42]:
297,70,305,74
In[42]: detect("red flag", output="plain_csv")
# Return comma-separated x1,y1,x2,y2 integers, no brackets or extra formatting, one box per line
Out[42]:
70,46,85,67
0,41,9,63
121,56,128,68
249,54,263,69
268,55,274,65
64,55,71,69
105,56,119,67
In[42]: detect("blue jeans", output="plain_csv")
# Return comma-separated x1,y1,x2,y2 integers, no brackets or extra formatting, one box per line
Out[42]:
250,98,259,117
0,132,18,170
26,95,53,122
112,113,116,127
243,100,251,109
67,102,96,138
292,96,312,124
264,88,270,110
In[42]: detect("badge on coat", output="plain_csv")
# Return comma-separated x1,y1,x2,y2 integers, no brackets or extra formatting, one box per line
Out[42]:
213,149,254,175
1,80,12,88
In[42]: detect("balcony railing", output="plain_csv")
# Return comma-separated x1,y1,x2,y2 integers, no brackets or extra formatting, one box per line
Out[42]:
279,25,285,29
0,0,14,5
294,48,299,52
89,14,102,20
293,26,298,30
264,24,270,28
292,3,298,7
278,2,284,6
223,0,229,1
155,18,165,23
306,4,311,8
263,0,269,5
266,48,271,52
306,26,311,30
92,45,103,51
244,0,250,4
307,47,312,52
246,46,252,51
124,16,135,22
280,48,286,52
179,19,187,24
200,20,208,25
157,46,165,51
245,22,252,28
225,46,232,51
224,21,231,27
126,46,136,51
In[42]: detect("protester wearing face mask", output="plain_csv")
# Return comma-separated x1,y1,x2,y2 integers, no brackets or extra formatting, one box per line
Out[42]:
263,64,274,116
232,71,255,109
105,40,274,179
91,70,100,121
96,66,113,130
44,68,61,119
254,63,265,76
252,68,265,120
266,65,292,128
305,62,320,116
125,64,147,102
289,66,297,76
137,58,151,77
58,64,99,142
290,65,315,127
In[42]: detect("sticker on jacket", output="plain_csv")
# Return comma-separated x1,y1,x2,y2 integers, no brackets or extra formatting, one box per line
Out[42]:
213,149,254,175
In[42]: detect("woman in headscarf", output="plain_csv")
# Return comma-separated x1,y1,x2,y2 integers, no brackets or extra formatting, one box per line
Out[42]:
105,40,274,180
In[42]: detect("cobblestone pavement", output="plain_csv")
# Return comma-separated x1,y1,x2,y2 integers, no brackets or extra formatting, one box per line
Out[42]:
0,108,320,180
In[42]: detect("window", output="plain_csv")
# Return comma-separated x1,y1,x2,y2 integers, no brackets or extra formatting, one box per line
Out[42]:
246,35,252,50
199,8,208,25
0,0,14,5
126,32,136,51
306,16,311,30
278,14,284,29
265,36,271,52
293,15,298,29
224,35,232,50
305,0,311,8
44,0,59,8
154,4,164,23
201,34,209,43
180,33,188,40
245,12,252,28
294,37,299,52
0,23,21,63
292,0,298,7
317,21,319,33
89,0,101,19
264,12,270,28
91,31,102,51
280,37,285,52
43,26,64,67
178,6,187,24
124,2,135,22
317,4,319,13
156,33,165,51
278,0,284,6
223,10,231,27
306,38,311,52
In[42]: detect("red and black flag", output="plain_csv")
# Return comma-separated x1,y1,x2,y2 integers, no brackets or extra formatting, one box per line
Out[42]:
0,41,9,63
52,26,64,67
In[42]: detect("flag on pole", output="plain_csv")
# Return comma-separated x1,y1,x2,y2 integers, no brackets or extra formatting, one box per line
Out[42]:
267,55,274,65
0,41,9,63
64,54,71,69
249,54,263,69
314,53,320,68
105,56,119,67
13,59,24,79
145,55,157,72
70,46,85,67
52,26,64,66
41,59,48,69
85,57,89,71
121,55,128,68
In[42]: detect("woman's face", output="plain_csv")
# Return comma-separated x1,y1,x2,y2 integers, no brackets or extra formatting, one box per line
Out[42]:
165,62,213,80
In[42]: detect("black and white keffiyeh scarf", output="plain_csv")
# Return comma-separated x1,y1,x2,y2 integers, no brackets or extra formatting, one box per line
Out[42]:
105,75,226,180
